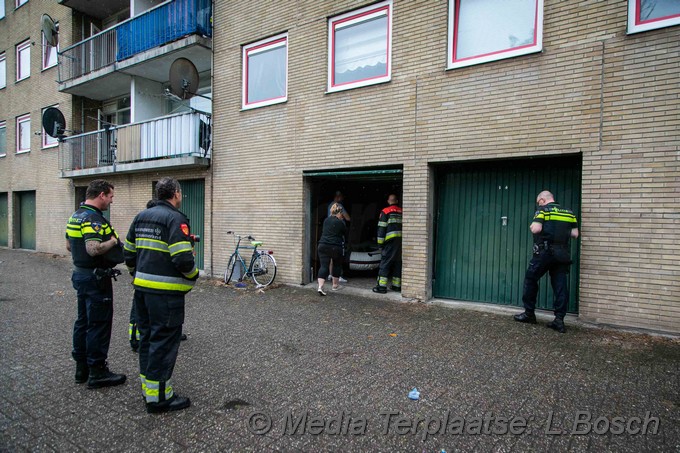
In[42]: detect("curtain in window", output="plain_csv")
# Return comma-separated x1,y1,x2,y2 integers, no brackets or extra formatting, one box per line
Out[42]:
0,58,5,88
334,15,388,85
19,47,30,78
248,45,286,104
456,0,536,60
19,120,30,150
0,128,6,155
640,0,680,21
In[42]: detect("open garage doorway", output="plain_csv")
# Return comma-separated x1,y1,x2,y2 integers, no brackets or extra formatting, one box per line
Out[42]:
303,168,403,290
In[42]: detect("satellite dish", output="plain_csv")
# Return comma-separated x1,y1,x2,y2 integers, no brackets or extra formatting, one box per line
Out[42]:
42,107,66,139
169,58,199,100
41,14,59,47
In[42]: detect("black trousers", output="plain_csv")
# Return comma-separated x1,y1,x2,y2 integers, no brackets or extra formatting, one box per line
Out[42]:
522,250,570,319
318,243,344,279
134,290,184,401
378,238,402,287
129,299,139,344
71,272,113,367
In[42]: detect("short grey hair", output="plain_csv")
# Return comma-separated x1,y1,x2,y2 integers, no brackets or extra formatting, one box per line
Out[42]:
156,177,181,201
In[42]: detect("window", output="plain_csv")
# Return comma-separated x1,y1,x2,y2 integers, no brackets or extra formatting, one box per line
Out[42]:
448,0,544,69
328,0,392,92
16,40,31,81
16,114,31,153
42,105,59,148
628,0,680,33
0,53,5,89
0,122,6,157
0,0,5,19
42,23,58,70
242,34,288,109
16,0,28,8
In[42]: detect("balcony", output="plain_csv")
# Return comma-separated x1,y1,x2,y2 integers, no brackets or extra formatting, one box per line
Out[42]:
59,111,211,179
58,0,212,100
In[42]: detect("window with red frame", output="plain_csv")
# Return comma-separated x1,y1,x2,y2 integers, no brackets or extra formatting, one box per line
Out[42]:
42,106,59,148
0,122,6,157
0,53,6,89
448,0,543,69
628,0,680,33
242,33,288,109
16,114,31,153
328,0,392,92
42,23,58,70
16,40,31,81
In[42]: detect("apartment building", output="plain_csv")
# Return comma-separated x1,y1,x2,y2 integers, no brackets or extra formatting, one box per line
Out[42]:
211,0,680,334
0,0,74,252
55,0,213,269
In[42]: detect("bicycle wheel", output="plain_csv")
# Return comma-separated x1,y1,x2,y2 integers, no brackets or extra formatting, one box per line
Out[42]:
252,253,277,287
224,253,238,284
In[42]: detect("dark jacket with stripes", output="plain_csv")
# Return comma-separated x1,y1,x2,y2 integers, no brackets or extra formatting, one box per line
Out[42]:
65,204,124,269
124,200,198,295
532,202,578,245
377,204,403,245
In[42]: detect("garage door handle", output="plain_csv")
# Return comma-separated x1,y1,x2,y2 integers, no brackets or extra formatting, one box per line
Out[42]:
501,216,508,226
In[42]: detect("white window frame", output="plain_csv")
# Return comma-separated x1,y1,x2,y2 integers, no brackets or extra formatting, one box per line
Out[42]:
16,114,31,154
42,105,59,149
242,33,288,110
0,53,6,89
447,0,544,70
42,22,59,70
16,39,31,81
327,0,393,93
0,121,6,157
15,0,28,8
627,0,680,34
0,0,5,19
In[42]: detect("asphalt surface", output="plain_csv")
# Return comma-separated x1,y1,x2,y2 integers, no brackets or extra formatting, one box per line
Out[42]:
0,248,678,452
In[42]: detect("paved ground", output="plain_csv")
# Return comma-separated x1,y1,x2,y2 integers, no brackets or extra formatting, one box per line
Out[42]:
0,248,678,452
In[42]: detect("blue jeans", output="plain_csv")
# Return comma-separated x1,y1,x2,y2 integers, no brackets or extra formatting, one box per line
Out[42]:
71,271,114,367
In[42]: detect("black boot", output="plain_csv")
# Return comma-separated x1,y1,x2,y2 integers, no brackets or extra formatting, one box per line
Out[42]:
547,318,566,333
87,364,126,389
180,333,187,341
513,312,537,324
372,285,387,294
75,362,89,384
390,285,401,292
146,395,191,414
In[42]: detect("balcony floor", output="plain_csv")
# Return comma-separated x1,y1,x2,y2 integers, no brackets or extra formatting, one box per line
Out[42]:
61,155,210,179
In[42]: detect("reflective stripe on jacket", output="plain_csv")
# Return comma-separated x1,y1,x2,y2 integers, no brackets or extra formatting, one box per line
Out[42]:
377,205,403,245
124,200,198,295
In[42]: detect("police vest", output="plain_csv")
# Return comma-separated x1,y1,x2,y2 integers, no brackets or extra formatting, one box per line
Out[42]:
532,202,578,245
377,205,403,245
124,200,198,295
65,204,123,269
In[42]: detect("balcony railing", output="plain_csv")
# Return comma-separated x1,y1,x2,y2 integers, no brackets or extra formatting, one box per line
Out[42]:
59,111,212,172
58,0,212,83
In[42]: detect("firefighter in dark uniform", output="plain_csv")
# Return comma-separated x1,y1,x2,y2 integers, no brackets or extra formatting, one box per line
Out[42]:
124,177,198,413
514,190,579,333
66,179,126,388
129,199,188,352
373,194,403,294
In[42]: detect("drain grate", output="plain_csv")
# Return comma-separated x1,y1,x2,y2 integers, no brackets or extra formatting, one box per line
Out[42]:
224,399,251,410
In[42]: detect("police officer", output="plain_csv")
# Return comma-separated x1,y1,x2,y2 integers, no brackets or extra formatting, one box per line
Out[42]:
124,178,198,413
66,179,126,388
514,191,579,333
373,194,403,294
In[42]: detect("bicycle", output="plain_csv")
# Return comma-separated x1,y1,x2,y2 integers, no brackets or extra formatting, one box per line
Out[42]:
224,231,277,287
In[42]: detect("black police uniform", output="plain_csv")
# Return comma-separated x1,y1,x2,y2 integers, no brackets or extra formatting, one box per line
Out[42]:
66,204,124,373
124,200,198,410
374,204,403,292
521,202,578,320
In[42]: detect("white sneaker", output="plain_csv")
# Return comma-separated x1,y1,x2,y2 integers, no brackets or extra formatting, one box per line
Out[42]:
327,275,332,281
332,285,343,291
318,287,327,296
339,277,348,283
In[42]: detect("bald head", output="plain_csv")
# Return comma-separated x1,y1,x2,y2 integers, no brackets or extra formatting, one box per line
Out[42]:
388,194,399,205
536,191,555,206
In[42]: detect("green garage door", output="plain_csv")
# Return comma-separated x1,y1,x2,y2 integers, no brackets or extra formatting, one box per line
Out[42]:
433,156,581,313
17,191,36,250
179,179,205,269
0,193,8,247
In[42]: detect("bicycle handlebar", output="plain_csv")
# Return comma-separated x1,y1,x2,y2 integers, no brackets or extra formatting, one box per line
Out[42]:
227,231,256,241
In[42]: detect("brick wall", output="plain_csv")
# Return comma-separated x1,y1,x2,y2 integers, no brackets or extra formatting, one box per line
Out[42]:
212,0,680,333
0,0,75,253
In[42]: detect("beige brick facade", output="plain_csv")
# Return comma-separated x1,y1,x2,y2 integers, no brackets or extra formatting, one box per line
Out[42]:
0,0,75,253
212,0,680,334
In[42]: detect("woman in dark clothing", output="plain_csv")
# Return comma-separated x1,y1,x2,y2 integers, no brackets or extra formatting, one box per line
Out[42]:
317,203,347,296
